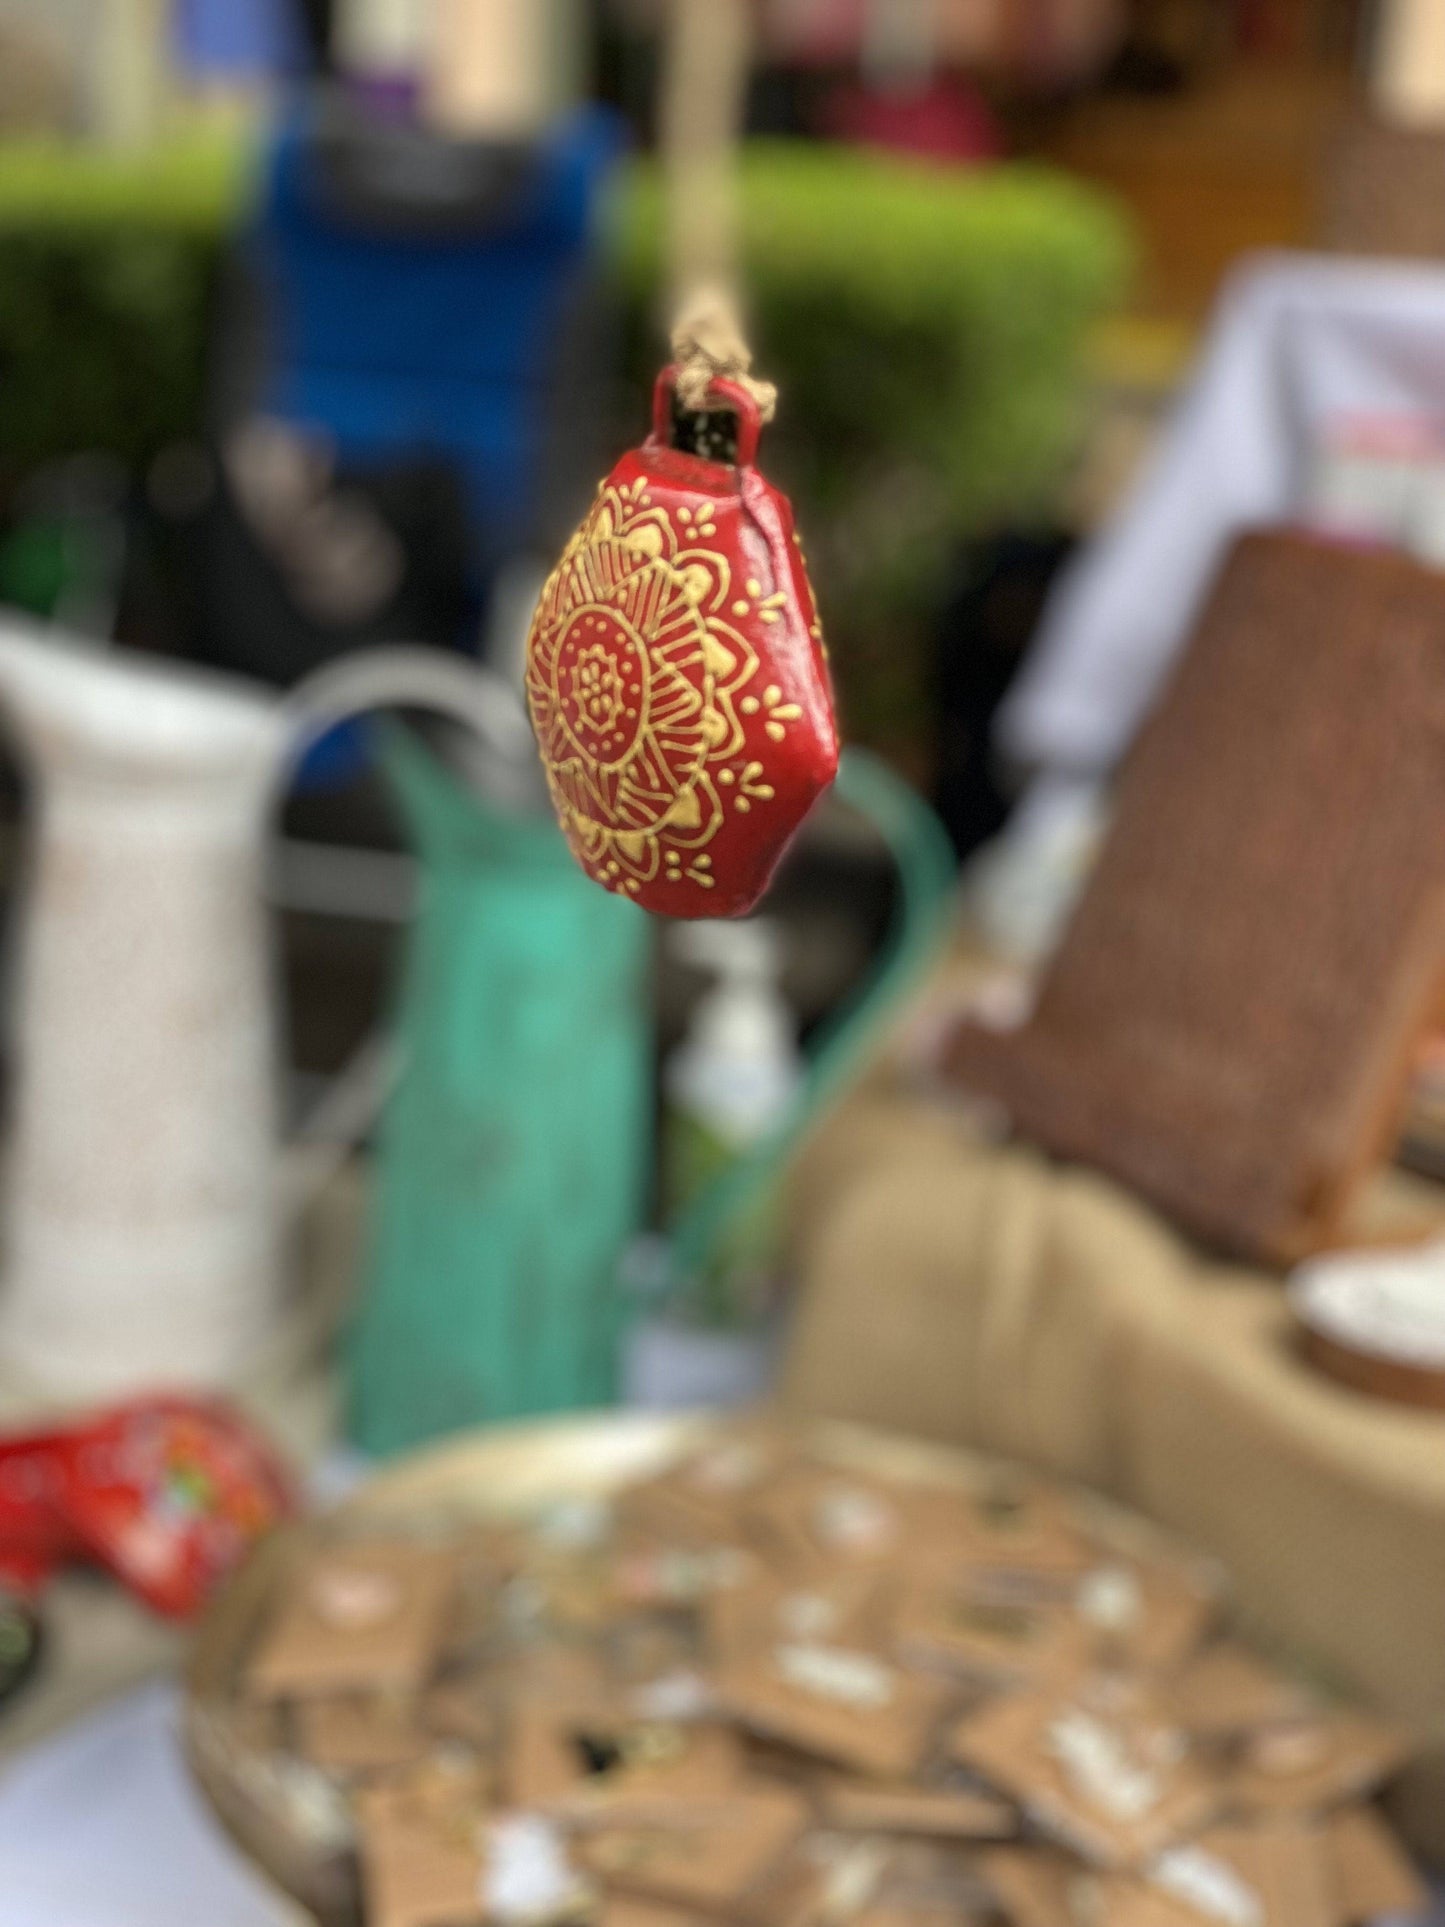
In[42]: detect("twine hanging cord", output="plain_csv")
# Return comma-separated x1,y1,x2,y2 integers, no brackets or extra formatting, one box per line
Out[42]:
661,0,777,425
669,285,777,424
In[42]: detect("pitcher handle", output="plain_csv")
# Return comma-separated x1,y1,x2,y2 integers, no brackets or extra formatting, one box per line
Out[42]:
271,646,536,1228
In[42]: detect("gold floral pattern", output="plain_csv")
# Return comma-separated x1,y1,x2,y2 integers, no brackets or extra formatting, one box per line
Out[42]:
525,479,763,895
570,643,627,736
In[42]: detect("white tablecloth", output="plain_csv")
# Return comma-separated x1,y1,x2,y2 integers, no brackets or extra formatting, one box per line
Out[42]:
999,251,1445,777
0,1683,297,1927
0,1666,1439,1925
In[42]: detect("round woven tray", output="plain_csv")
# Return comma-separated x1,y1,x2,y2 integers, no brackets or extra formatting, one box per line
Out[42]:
182,1411,1216,1927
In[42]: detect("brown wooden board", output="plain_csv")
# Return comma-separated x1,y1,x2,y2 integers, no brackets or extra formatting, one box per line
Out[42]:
945,532,1445,1263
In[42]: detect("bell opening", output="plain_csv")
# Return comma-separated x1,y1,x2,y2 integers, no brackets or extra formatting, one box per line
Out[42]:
668,392,740,465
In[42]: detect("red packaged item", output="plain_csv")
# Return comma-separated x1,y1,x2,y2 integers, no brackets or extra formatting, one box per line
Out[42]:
54,1396,292,1619
525,369,839,918
0,1430,79,1595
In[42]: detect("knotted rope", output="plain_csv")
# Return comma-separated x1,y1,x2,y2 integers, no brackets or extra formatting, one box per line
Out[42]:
659,0,777,424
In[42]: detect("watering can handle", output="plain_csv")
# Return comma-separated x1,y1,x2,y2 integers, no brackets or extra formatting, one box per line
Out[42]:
274,646,536,797
666,747,958,1287
270,646,536,1226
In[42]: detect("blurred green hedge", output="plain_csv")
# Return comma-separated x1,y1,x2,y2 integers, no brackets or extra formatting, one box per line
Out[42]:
613,145,1132,751
0,139,246,480
0,135,1130,750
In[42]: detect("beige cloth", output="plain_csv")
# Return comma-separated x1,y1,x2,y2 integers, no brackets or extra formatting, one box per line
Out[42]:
780,1074,1445,1860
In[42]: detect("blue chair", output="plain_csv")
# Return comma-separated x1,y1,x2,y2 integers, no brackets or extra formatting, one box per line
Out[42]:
246,99,627,590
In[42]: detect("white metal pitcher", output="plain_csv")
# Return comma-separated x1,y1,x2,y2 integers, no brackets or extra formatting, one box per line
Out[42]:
0,615,531,1399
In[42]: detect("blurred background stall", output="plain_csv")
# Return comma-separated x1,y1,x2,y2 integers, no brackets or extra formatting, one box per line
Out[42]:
2,3,1445,1925
0,0,1132,1447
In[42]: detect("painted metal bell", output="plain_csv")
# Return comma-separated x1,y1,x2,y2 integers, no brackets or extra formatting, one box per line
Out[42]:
525,369,839,917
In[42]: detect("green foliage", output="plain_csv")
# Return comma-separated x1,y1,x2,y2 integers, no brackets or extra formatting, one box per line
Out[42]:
0,138,248,482
610,146,1132,749
0,135,1129,745
0,137,246,228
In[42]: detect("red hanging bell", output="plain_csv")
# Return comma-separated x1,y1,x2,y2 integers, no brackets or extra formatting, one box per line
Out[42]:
525,368,839,917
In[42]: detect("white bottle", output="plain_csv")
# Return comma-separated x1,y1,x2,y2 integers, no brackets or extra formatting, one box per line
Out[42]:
623,919,801,1407
661,917,802,1335
667,919,802,1160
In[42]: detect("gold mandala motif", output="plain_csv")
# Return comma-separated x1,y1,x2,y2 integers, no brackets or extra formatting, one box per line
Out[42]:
526,479,762,893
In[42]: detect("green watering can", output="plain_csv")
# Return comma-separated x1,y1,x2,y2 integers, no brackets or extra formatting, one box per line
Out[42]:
349,726,652,1457
349,731,955,1457
664,747,958,1294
